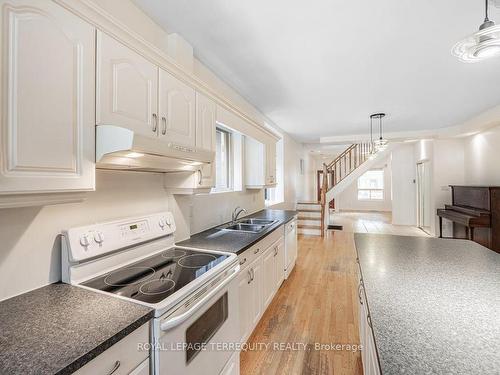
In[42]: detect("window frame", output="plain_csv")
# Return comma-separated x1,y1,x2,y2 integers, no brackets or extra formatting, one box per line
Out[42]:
357,169,384,201
213,127,234,193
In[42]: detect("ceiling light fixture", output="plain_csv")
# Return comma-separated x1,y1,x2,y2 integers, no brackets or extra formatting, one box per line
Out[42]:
452,0,500,62
371,113,388,152
367,115,377,159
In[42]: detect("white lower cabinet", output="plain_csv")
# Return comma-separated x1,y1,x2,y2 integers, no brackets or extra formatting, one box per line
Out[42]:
74,323,150,375
220,351,240,375
275,238,285,289
237,227,287,344
358,282,381,375
262,245,276,309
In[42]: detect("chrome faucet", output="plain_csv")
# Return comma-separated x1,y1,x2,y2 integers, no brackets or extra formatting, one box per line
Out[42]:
232,206,247,223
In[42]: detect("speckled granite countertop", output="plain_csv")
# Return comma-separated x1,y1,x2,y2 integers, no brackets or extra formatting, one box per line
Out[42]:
178,209,297,254
354,234,500,375
0,283,153,375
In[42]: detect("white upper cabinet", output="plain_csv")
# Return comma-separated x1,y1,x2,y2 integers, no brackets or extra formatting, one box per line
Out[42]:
196,92,216,152
158,68,196,147
96,31,158,137
244,137,266,188
195,91,216,187
266,141,277,186
0,0,95,198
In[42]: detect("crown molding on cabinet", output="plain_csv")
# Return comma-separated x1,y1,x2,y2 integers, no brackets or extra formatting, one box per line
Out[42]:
54,0,280,142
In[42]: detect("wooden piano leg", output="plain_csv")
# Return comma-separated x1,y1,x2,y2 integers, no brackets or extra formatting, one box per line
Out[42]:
439,217,443,238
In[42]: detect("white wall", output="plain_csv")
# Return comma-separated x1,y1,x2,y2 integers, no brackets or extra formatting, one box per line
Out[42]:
391,144,417,225
430,139,465,236
270,133,304,209
335,156,392,212
464,125,500,186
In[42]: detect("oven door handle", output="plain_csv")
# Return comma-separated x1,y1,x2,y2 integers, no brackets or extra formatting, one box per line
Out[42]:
160,265,239,332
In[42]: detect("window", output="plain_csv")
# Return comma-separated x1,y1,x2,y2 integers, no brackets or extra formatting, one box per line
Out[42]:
358,169,384,200
215,128,232,191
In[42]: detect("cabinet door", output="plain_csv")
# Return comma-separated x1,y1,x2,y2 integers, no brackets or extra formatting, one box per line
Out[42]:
0,0,95,194
158,68,196,146
245,137,265,187
196,91,216,187
266,141,277,185
249,258,263,329
275,239,285,289
262,246,276,310
96,31,158,137
238,268,252,343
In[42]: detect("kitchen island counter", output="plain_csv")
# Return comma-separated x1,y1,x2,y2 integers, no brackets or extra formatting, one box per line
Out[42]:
355,234,500,375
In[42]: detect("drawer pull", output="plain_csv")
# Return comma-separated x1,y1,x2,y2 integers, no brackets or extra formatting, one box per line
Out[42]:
107,361,121,375
239,258,247,266
254,248,260,254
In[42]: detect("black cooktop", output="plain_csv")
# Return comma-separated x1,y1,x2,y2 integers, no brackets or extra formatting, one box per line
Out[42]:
82,247,228,304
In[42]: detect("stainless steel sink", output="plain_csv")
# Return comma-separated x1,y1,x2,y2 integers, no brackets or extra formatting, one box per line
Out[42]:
223,223,267,233
237,218,275,225
218,218,277,233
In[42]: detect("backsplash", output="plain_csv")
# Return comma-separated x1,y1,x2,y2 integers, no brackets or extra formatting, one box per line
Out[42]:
0,170,264,301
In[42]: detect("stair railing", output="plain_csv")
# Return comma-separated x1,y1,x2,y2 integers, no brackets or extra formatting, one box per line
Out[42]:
319,141,373,236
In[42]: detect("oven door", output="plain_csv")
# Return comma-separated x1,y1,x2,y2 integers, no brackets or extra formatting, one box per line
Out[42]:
153,268,239,375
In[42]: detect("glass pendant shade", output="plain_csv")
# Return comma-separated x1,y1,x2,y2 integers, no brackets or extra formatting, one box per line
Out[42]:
452,24,500,62
453,0,500,62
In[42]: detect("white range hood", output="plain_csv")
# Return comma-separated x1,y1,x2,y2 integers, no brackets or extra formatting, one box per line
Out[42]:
96,125,214,172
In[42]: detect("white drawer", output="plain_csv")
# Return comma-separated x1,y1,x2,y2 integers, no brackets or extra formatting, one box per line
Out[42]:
74,323,150,375
237,225,283,271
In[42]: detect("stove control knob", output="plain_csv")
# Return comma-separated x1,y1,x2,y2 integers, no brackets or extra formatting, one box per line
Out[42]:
94,231,104,244
165,217,172,227
79,234,90,248
158,218,166,229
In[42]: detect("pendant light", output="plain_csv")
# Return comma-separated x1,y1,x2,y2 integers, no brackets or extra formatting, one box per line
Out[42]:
371,113,388,151
368,115,377,160
452,0,500,62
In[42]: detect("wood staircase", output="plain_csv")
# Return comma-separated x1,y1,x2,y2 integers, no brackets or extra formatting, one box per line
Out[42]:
318,141,374,236
296,202,322,236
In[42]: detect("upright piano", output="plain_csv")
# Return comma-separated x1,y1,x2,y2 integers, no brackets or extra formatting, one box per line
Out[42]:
437,185,500,253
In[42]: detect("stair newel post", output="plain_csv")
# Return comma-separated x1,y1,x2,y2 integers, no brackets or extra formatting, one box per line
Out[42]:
320,163,328,237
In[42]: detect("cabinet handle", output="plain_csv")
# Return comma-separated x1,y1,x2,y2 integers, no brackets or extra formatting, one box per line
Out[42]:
161,116,167,135
239,257,247,266
274,246,278,256
152,113,158,132
197,170,203,185
247,269,252,284
251,268,255,282
254,248,260,254
106,361,121,375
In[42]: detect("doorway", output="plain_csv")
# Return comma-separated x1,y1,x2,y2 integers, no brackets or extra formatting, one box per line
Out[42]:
416,161,431,234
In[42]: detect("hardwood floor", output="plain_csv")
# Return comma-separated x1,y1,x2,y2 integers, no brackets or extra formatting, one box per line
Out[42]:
240,230,363,375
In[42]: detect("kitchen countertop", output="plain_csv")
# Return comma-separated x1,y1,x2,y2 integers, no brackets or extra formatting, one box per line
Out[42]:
354,234,500,375
178,209,297,254
0,283,153,375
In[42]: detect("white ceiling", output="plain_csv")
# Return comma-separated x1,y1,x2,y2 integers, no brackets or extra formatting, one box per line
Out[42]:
134,0,500,142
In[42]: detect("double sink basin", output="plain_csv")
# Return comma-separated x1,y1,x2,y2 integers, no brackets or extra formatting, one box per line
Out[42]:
218,218,278,234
